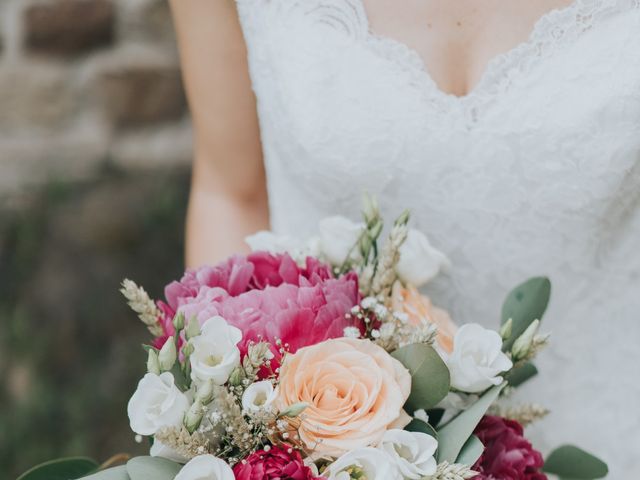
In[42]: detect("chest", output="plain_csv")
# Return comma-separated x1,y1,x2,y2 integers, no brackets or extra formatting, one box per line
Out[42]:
362,0,575,96
238,0,640,232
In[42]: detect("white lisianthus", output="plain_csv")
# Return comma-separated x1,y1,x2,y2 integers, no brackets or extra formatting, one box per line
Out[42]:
396,229,450,287
241,380,277,413
325,448,402,480
318,216,365,265
245,231,299,254
246,231,322,262
150,440,190,463
380,429,438,479
190,316,242,386
174,455,234,480
127,372,190,436
447,323,513,393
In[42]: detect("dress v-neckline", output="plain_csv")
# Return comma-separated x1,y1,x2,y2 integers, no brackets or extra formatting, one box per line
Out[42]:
356,0,602,113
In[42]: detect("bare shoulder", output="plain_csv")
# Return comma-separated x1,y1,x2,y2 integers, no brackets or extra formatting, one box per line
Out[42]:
169,0,246,57
168,0,251,127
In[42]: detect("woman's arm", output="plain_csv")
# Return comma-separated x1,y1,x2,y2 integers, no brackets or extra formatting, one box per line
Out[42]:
170,0,269,268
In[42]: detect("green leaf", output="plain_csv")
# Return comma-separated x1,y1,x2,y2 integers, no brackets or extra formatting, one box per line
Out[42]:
17,457,100,480
543,445,608,479
456,435,484,466
405,419,438,439
506,362,538,388
391,343,450,412
436,384,505,463
126,457,182,480
81,466,130,480
501,277,551,350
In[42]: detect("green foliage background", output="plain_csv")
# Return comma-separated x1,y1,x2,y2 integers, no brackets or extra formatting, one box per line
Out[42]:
0,168,190,478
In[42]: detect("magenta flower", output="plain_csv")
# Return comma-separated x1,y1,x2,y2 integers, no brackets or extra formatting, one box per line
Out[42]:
472,416,547,480
233,444,322,480
153,252,361,358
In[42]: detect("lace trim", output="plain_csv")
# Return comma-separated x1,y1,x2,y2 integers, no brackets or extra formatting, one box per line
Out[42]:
358,0,640,124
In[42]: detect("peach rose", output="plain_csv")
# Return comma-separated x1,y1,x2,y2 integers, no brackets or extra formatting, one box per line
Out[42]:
277,338,411,458
392,283,457,354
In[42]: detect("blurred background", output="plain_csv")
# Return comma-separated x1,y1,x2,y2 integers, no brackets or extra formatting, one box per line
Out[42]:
0,1,193,476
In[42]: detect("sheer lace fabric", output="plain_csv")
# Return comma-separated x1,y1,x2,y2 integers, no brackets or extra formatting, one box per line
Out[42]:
235,0,640,474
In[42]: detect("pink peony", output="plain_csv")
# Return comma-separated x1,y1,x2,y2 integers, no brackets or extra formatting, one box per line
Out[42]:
472,416,547,480
153,252,361,357
233,444,322,480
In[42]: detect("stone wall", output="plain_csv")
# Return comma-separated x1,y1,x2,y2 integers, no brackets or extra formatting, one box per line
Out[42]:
0,0,193,196
0,3,193,475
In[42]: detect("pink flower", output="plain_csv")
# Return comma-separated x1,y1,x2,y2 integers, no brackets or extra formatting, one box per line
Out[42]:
233,444,322,480
472,416,547,480
154,253,361,358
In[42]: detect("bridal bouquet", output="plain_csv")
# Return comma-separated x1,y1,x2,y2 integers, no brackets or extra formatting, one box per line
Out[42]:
18,197,608,480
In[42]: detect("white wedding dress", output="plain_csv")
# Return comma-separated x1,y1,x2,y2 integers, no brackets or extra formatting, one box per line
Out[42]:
234,0,640,475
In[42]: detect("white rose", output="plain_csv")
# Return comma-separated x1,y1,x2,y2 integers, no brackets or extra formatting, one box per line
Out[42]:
174,455,234,480
396,229,450,287
447,324,513,393
190,316,242,386
241,380,278,413
325,448,402,480
380,429,438,479
127,372,190,436
150,440,190,463
318,216,365,265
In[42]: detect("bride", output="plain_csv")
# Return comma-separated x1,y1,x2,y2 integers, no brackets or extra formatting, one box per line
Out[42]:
169,0,640,476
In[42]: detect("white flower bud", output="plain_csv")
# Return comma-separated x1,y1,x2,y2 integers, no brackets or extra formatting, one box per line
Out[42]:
146,349,160,375
279,402,309,418
185,315,201,340
185,399,204,433
158,337,177,372
196,379,215,405
173,312,185,331
228,367,245,387
500,318,513,341
362,192,380,225
395,209,411,226
511,320,541,360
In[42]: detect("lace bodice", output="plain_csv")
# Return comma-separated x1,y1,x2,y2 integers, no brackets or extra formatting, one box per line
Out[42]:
235,0,640,475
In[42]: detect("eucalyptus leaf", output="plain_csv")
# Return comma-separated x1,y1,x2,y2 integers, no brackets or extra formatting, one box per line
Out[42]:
436,384,504,463
17,457,99,480
405,418,438,439
456,435,484,466
391,343,450,412
501,277,551,350
81,466,130,480
126,456,182,480
543,445,608,479
506,362,538,388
